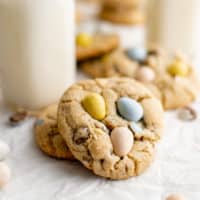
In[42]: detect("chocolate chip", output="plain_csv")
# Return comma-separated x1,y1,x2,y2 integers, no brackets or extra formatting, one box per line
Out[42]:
75,138,88,145
148,49,159,55
73,127,90,145
9,111,28,126
177,106,197,121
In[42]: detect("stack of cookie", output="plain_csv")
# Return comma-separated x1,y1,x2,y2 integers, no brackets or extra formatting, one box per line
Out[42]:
34,77,164,180
100,0,146,25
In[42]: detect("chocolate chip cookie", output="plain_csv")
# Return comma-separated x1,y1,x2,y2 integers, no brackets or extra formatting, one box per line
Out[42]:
34,104,75,160
58,78,164,179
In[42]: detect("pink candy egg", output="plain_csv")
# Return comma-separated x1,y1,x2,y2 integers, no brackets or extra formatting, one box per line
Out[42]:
111,127,134,157
136,67,155,82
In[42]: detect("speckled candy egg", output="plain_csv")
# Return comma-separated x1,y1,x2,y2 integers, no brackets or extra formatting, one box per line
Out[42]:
0,162,11,189
0,140,10,161
111,127,134,157
126,47,147,62
117,97,144,122
135,67,155,82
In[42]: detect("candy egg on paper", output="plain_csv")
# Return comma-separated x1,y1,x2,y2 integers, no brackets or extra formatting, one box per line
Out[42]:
0,162,11,189
135,67,155,82
82,93,106,120
111,127,134,157
0,140,10,161
117,97,143,122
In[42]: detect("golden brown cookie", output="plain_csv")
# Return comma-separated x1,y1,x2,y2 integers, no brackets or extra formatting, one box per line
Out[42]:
100,9,145,25
34,104,75,160
101,0,146,8
76,33,120,62
81,49,138,78
100,0,145,25
80,48,200,110
58,78,164,180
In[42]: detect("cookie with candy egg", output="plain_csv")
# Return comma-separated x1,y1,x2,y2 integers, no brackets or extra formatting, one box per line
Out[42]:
80,47,200,110
76,32,120,62
34,104,75,160
57,77,164,180
122,47,200,109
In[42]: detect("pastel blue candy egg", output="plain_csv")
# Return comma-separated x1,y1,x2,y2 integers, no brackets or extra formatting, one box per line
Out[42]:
130,122,142,134
126,47,147,62
117,97,144,122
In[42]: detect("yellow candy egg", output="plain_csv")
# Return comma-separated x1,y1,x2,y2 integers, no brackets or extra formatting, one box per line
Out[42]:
167,60,189,77
82,93,106,120
76,33,93,47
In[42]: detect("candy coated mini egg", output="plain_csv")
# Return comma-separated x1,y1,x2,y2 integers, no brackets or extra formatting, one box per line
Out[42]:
126,47,147,62
130,122,142,134
76,33,93,47
82,93,106,120
167,60,188,77
111,127,134,157
136,67,155,82
0,140,10,161
0,162,11,189
117,97,144,122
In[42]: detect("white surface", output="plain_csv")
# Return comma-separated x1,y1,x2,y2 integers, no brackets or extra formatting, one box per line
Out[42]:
0,74,200,199
0,4,200,199
0,0,75,109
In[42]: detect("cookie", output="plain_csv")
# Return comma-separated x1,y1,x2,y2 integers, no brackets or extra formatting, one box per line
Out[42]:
34,104,75,160
58,78,164,180
100,0,145,25
101,0,146,8
80,48,200,110
81,49,138,78
76,33,120,62
100,9,145,25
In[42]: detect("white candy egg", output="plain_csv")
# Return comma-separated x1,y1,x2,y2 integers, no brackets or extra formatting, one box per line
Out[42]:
0,140,10,161
0,162,11,189
111,127,134,157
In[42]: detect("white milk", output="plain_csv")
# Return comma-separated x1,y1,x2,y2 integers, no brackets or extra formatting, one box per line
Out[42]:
146,0,200,57
0,0,75,109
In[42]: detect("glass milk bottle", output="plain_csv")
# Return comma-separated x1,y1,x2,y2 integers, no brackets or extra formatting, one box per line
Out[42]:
146,0,200,58
0,0,75,109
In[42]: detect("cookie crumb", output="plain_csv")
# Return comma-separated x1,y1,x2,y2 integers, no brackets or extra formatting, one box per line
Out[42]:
9,111,28,126
177,106,197,121
166,194,186,200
